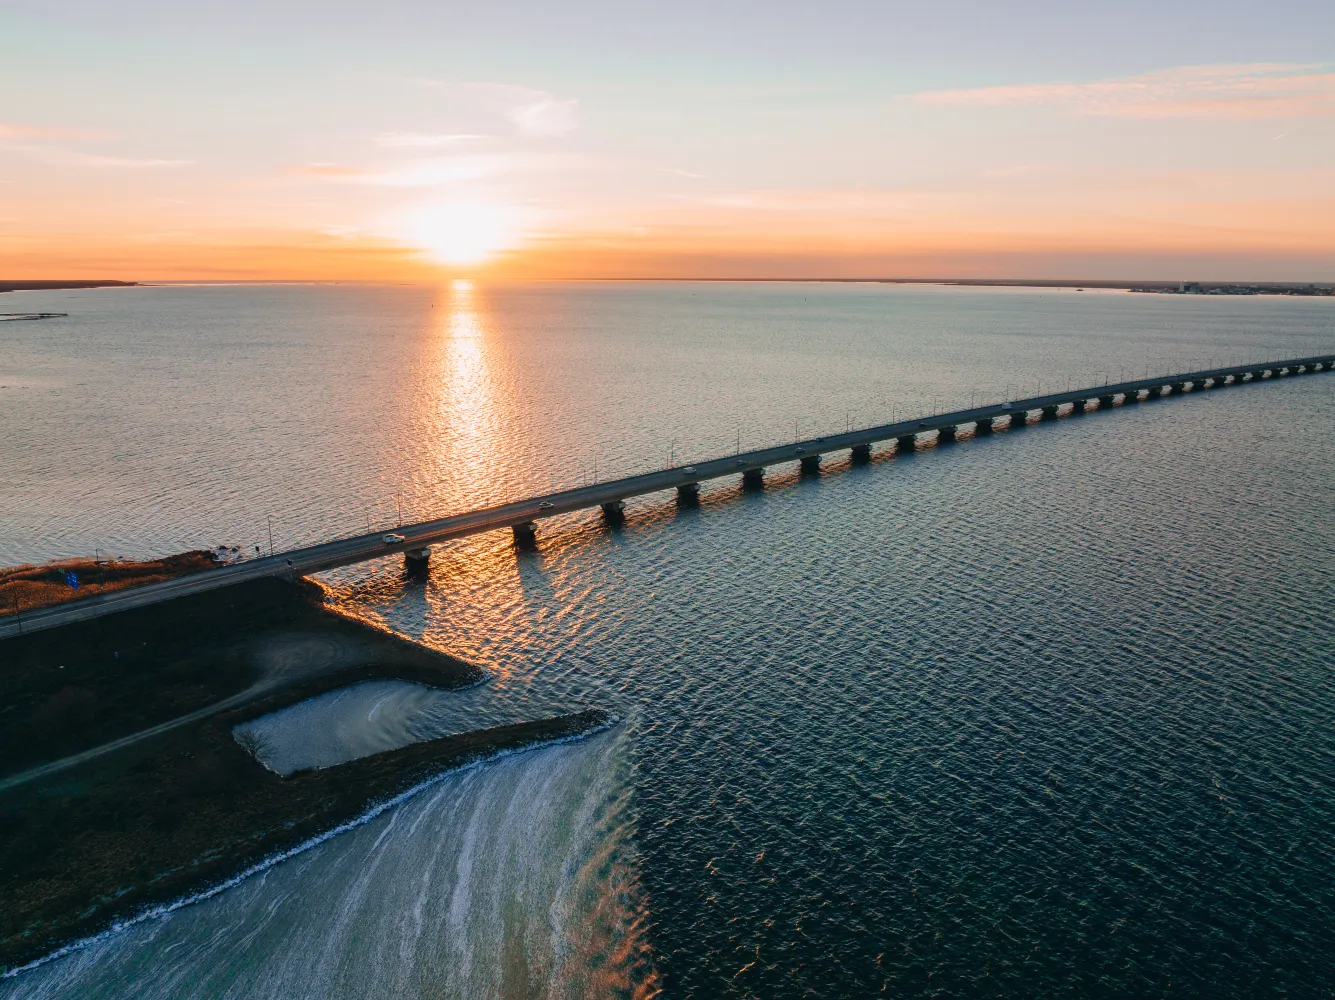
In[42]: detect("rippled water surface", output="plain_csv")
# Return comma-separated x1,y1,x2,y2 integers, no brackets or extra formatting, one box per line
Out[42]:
2,282,1334,997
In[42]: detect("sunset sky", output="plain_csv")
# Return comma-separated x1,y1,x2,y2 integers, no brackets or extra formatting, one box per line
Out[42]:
2,0,1333,280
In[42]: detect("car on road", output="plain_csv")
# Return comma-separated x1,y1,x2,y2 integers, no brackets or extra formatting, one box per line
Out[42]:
684,466,697,474
382,533,405,545
538,501,554,509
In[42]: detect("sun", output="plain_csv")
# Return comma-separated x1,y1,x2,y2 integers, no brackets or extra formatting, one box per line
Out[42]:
401,201,521,266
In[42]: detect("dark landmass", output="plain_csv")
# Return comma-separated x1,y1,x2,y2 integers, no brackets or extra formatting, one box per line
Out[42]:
0,704,608,972
0,578,485,781
697,278,1335,296
0,577,604,972
1,551,220,621
0,281,137,294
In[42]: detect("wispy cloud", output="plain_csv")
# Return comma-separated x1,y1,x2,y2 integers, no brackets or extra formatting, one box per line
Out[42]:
501,88,578,136
4,144,190,168
297,152,591,188
405,80,579,137
915,63,1335,118
296,163,379,179
0,122,105,140
374,132,490,148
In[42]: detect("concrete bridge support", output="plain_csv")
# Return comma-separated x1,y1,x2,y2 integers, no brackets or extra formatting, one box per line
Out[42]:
1170,382,1187,395
937,425,958,444
974,417,994,435
896,433,917,453
677,482,700,506
404,547,430,573
850,443,872,464
1009,410,1028,428
799,454,822,475
1123,389,1140,404
1097,395,1115,409
1040,405,1060,421
1069,399,1088,415
512,522,538,549
742,468,765,490
601,500,625,525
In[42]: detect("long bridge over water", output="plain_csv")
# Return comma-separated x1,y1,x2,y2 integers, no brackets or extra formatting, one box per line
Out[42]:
4,354,1332,639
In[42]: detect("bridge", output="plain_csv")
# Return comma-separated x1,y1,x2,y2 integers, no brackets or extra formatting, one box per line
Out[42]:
3,354,1332,639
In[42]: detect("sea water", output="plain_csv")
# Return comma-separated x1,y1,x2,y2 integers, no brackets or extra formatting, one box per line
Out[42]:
2,282,1333,996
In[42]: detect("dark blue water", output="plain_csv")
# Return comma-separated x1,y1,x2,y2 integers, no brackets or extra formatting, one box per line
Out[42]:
2,283,1334,997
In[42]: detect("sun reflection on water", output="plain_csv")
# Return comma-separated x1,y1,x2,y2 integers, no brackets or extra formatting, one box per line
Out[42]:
420,279,504,509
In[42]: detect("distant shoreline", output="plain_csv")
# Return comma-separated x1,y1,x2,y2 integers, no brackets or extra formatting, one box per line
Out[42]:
0,281,138,294
681,278,1335,296
3,277,1331,297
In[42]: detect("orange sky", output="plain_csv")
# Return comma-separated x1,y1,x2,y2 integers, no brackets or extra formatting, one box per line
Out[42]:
2,5,1333,280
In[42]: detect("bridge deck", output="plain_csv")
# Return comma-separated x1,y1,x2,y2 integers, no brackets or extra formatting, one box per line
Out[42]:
4,354,1331,638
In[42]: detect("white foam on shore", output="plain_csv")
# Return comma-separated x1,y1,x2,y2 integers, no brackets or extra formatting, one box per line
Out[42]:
2,717,631,995
233,679,502,775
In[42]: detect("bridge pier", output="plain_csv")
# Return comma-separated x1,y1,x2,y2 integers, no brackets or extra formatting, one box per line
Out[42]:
677,482,700,506
1009,410,1028,428
799,454,822,475
1097,394,1115,409
1170,381,1186,395
512,522,538,549
1040,404,1059,421
1069,399,1088,415
742,467,765,490
974,416,994,435
896,433,917,453
601,500,625,525
404,547,430,573
850,443,871,464
1123,389,1140,404
937,425,957,444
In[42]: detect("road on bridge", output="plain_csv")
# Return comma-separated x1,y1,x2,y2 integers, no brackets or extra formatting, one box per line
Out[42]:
4,353,1331,639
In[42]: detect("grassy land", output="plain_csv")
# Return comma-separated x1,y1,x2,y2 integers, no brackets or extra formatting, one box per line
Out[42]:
1,577,486,777
0,551,219,619
0,577,604,972
0,704,608,972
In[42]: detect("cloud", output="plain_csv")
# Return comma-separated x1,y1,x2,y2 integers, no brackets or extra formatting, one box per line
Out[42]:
406,80,579,137
0,122,104,140
503,90,578,137
299,152,593,188
3,144,190,168
915,63,1335,118
296,162,379,179
374,132,490,148
657,167,706,179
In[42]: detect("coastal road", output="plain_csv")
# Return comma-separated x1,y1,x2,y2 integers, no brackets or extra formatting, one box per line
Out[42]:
4,353,1332,640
